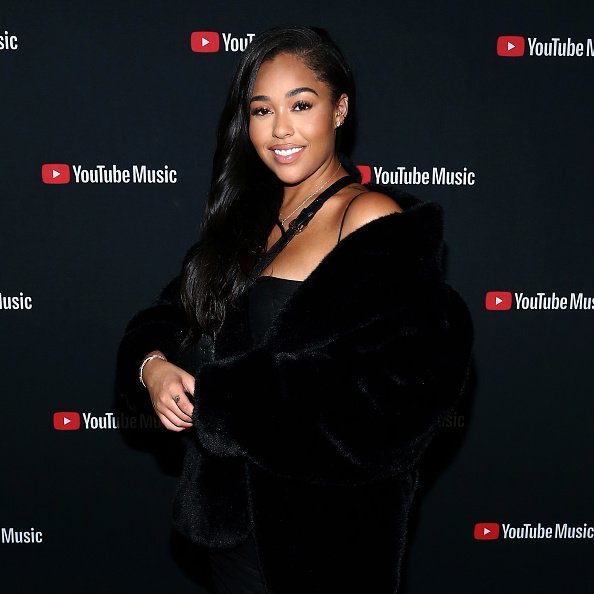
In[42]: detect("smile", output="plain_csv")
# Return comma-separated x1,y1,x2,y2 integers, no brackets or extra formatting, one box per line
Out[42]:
269,145,305,164
273,147,304,156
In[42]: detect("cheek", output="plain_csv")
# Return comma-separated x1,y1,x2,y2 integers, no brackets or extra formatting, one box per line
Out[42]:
248,120,264,149
303,110,334,138
300,119,334,152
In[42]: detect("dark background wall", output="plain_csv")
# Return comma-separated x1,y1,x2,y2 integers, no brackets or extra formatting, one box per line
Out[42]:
1,0,593,592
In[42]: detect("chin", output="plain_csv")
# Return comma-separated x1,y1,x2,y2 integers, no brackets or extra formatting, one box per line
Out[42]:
282,173,319,188
268,161,319,186
273,169,308,185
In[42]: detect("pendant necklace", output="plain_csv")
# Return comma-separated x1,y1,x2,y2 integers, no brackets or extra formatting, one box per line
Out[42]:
279,161,342,227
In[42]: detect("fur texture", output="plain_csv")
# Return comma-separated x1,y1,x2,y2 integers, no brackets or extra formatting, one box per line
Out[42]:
116,190,474,593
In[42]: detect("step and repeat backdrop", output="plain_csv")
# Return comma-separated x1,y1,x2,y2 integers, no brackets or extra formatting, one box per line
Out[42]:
1,0,593,592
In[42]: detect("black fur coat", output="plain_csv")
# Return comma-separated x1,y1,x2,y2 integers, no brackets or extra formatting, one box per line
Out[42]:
116,190,474,593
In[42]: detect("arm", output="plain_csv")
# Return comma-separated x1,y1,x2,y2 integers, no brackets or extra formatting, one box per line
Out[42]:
115,274,190,416
193,282,474,486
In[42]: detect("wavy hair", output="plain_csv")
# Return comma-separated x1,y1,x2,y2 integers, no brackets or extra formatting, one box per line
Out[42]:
179,25,356,348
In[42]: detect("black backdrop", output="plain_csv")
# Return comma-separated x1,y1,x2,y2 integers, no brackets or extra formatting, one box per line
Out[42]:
1,1,593,592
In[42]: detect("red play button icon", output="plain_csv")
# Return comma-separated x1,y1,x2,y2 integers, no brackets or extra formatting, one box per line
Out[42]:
191,31,220,53
497,36,525,57
474,522,500,540
485,291,512,310
53,411,81,430
356,165,371,185
42,163,71,184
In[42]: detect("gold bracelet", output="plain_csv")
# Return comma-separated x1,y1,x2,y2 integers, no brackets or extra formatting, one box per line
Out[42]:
139,354,167,388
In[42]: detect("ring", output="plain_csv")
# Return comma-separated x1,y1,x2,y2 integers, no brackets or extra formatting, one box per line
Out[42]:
173,395,180,404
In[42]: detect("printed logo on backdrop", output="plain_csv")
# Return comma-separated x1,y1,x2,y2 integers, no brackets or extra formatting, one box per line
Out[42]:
474,522,500,540
474,522,594,540
497,35,594,58
0,292,33,310
485,291,594,311
191,31,255,53
41,164,177,184
357,164,476,186
53,411,162,430
42,164,70,184
497,36,525,57
1,528,43,544
0,30,18,50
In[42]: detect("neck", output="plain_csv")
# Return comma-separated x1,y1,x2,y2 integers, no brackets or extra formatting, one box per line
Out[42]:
280,158,346,215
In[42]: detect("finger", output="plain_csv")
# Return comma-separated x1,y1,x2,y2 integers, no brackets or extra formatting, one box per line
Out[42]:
166,376,194,417
172,391,194,420
162,401,193,426
152,396,193,427
181,372,196,397
157,413,189,432
159,406,193,429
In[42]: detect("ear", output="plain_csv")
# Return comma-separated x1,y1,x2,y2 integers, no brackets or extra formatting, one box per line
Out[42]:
335,93,349,127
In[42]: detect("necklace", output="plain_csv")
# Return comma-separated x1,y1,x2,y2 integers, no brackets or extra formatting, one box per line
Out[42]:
279,161,342,227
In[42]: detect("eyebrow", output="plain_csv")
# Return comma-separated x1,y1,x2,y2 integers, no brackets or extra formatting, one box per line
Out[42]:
250,87,319,103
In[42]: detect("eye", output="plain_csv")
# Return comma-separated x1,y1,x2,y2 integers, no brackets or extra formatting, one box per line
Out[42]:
250,106,271,116
292,100,312,112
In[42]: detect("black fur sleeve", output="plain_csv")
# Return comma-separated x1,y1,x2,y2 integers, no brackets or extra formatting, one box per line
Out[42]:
115,275,189,415
192,282,474,486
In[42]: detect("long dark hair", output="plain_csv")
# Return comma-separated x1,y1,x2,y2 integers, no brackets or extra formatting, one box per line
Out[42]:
179,25,356,348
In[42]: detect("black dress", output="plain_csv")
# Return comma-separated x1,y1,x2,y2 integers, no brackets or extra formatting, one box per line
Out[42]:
207,274,302,594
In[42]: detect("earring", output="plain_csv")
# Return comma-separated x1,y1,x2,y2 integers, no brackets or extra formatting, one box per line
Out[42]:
335,112,344,128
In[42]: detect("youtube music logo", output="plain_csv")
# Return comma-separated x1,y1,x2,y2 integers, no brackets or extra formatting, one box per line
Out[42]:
474,522,500,540
53,412,81,430
191,31,220,52
485,291,512,310
497,35,525,57
42,163,70,184
53,410,161,430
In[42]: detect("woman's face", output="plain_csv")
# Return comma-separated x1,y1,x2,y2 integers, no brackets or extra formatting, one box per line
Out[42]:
248,52,348,188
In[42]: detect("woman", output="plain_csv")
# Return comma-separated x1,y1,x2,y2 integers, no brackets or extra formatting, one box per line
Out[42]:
117,25,473,593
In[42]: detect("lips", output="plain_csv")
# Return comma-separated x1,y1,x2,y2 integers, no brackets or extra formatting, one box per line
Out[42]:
269,144,305,164
273,147,302,156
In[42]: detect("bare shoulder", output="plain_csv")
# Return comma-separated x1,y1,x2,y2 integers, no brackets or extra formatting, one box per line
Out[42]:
339,190,403,241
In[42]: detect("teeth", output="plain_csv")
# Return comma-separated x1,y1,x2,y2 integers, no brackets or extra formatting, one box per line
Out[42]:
274,147,303,156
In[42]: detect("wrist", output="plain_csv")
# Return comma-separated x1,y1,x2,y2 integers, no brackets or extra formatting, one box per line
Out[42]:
139,353,167,388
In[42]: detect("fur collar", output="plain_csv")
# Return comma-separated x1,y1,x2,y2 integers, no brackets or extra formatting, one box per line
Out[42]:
251,191,446,352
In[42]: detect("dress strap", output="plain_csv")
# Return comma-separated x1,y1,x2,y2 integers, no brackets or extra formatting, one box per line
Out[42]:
337,192,367,244
249,175,356,284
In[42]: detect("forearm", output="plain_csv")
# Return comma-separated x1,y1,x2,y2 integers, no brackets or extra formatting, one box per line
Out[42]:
115,277,189,414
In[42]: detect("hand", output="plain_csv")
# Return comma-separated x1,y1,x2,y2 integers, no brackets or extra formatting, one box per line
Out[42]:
143,357,195,432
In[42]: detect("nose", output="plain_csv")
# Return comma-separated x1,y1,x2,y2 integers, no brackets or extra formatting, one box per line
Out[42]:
272,110,293,139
